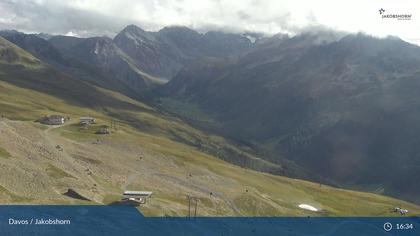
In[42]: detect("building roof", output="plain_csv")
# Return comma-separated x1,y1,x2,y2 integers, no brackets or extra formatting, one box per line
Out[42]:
80,117,95,120
49,115,64,119
123,191,153,196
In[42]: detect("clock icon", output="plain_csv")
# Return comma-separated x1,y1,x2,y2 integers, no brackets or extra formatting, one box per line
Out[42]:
384,222,393,232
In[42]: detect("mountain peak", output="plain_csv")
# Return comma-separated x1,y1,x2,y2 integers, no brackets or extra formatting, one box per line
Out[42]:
115,24,156,43
158,26,200,37
36,32,54,40
121,24,146,34
337,32,417,54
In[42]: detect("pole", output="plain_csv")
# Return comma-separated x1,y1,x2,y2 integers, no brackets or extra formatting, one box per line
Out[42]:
194,198,197,218
187,195,191,218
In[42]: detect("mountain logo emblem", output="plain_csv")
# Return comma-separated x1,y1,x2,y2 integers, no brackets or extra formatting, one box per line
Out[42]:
379,8,385,15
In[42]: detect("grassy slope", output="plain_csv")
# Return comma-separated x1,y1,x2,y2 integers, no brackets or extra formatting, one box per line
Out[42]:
0,37,41,68
1,81,419,216
0,38,419,216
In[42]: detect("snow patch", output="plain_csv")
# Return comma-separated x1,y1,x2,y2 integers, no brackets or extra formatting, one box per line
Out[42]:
298,204,318,212
245,35,257,43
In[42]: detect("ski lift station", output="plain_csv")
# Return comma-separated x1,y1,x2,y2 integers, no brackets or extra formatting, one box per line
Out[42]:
80,117,96,125
122,190,152,204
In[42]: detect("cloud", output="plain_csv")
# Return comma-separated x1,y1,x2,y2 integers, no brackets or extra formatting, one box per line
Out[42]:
0,0,130,36
0,0,419,45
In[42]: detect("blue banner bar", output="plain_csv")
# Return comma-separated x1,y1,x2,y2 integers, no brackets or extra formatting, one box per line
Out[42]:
0,206,418,235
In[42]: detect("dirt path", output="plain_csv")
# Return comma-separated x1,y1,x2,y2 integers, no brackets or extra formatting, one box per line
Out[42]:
40,121,102,201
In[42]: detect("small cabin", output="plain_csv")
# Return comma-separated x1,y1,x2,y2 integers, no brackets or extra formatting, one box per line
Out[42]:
40,115,65,125
122,190,152,204
80,117,96,125
96,125,110,134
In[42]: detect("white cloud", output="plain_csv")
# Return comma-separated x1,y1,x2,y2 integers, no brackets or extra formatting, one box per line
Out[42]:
0,0,419,44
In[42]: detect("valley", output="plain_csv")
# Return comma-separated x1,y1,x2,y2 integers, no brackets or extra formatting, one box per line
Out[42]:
1,86,419,216
0,28,420,217
158,32,420,205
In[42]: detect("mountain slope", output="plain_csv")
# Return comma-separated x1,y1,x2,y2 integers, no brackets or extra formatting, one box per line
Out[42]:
50,35,164,92
159,32,420,204
113,25,252,79
0,30,67,66
0,36,42,67
0,32,147,100
113,25,181,79
2,25,253,95
1,36,419,216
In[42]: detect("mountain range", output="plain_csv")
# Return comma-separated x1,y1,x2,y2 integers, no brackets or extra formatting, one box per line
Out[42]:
159,31,420,204
0,25,252,94
1,24,420,211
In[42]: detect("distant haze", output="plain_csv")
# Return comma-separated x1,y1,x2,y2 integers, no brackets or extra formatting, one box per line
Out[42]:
0,0,419,45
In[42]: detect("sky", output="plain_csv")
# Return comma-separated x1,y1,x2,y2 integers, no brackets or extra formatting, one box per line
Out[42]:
0,0,419,44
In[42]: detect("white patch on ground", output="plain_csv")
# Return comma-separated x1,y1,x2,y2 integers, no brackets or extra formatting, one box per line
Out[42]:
298,204,318,212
